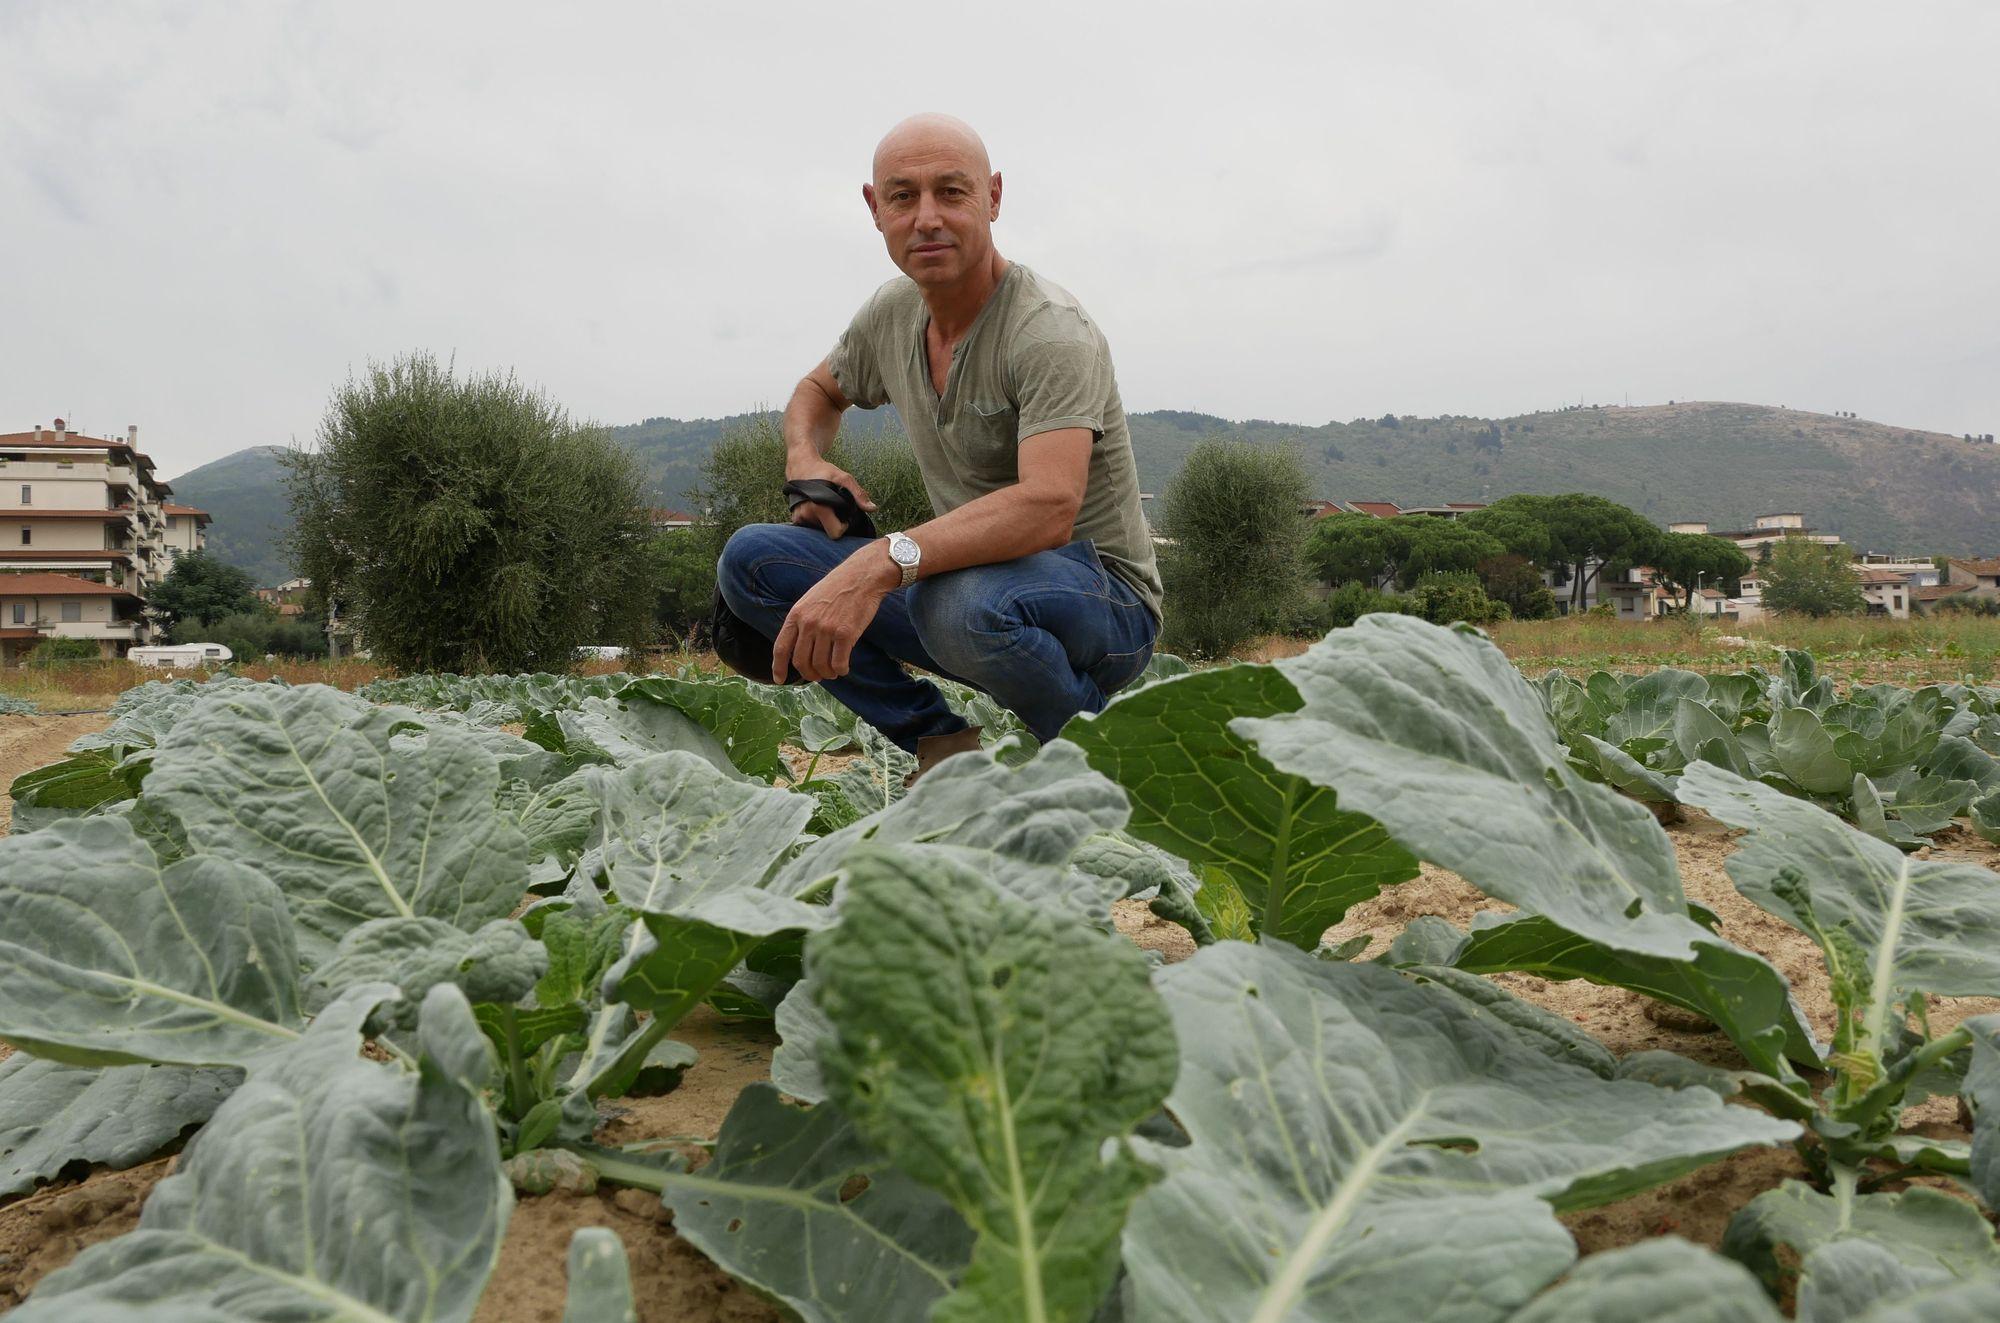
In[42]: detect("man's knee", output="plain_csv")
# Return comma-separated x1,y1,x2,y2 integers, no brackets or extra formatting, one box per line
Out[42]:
717,523,815,609
909,567,1015,677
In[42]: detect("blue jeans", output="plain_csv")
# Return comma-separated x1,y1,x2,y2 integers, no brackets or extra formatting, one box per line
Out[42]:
716,524,1157,749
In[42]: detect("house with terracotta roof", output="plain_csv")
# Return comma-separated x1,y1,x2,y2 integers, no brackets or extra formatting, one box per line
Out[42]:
1856,567,1912,619
1911,557,2000,615
0,419,203,660
161,504,212,559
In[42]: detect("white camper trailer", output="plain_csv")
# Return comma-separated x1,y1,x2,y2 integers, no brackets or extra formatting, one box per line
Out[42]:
129,643,233,668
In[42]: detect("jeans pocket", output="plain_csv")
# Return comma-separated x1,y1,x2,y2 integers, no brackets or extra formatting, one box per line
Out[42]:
1092,637,1155,697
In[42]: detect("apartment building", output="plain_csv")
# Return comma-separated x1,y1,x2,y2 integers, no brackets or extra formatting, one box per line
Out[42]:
0,419,208,662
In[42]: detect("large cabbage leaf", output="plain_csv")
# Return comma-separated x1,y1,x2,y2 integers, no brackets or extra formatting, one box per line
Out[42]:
770,741,1128,912
0,815,304,1068
810,847,1177,1323
1508,1239,1780,1322
13,985,509,1323
148,685,530,963
1723,1180,2000,1297
1121,942,1799,1323
1678,762,2000,1060
1236,616,1815,1074
592,752,819,1019
660,1084,975,1322
1064,664,1417,948
0,1055,237,1196
1239,616,1700,957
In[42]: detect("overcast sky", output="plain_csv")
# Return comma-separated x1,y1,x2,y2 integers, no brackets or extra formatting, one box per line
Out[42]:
4,1,1996,480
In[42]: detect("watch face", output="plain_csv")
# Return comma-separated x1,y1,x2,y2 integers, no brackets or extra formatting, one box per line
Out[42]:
891,538,920,567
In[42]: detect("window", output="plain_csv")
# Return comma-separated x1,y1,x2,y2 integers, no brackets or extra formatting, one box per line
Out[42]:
9,604,22,625
18,529,28,546
60,601,81,623
19,485,29,505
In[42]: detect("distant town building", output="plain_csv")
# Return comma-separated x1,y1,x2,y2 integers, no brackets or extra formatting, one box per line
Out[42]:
0,420,208,663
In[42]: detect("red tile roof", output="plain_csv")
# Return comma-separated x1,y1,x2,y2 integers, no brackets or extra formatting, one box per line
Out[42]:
1347,501,1403,519
1913,583,1974,601
1949,556,2000,576
0,572,141,598
1857,569,1911,585
162,504,211,521
0,430,166,484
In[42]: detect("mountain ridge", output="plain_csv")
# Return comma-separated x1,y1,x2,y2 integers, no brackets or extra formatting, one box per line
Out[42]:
168,400,2000,585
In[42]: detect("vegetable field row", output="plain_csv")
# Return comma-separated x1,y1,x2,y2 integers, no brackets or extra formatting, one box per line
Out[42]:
2,615,1998,1320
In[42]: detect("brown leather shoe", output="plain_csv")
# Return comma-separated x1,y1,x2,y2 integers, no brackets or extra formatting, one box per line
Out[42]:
906,726,984,788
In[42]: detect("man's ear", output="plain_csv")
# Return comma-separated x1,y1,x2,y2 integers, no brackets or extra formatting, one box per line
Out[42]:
862,182,881,229
989,171,1002,221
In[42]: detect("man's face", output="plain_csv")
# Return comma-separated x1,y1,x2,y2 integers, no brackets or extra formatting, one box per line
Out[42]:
864,135,1001,289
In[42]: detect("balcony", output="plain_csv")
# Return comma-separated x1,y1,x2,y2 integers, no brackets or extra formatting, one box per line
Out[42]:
27,618,145,640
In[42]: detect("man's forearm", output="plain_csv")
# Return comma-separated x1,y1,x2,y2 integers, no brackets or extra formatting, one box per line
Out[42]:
784,377,845,470
899,482,1077,579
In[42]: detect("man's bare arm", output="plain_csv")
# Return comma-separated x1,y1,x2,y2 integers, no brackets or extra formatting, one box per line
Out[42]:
784,360,875,535
895,427,1091,575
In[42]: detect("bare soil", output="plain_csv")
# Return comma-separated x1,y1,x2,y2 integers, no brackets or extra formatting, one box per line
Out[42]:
7,706,2000,1312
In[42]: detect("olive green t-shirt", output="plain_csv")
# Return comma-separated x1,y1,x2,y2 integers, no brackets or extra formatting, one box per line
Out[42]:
826,262,1163,621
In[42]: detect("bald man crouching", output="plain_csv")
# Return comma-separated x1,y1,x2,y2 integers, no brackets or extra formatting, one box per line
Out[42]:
715,113,1162,779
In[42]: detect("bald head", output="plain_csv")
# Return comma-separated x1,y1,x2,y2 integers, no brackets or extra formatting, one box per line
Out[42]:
864,113,1004,295
872,113,992,184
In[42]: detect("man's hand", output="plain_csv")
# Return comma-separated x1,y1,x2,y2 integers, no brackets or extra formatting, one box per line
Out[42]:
772,541,899,683
786,459,878,539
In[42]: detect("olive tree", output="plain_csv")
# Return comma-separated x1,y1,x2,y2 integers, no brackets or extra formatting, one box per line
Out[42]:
285,351,656,672
1156,440,1312,658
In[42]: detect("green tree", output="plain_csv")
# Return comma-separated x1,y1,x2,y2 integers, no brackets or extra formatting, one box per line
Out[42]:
1463,493,1659,613
1760,535,1865,617
1304,514,1502,590
692,416,933,544
1649,532,1753,613
147,551,262,634
1155,440,1313,658
1397,519,1505,588
1459,501,1553,565
1304,512,1408,587
1477,554,1558,620
285,351,656,673
180,609,328,659
644,529,718,647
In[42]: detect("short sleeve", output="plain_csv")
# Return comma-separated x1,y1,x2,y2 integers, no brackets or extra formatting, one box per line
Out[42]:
827,297,888,411
1010,305,1111,443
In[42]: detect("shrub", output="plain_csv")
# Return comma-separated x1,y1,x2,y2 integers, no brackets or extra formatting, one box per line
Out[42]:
1478,554,1558,620
180,610,328,660
1155,440,1312,658
1404,572,1510,627
1323,582,1416,629
27,637,102,666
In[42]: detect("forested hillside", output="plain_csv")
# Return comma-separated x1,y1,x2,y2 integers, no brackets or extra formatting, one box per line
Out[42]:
170,401,2000,583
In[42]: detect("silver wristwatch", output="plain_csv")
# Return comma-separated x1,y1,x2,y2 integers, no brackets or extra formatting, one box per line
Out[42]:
885,532,921,587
